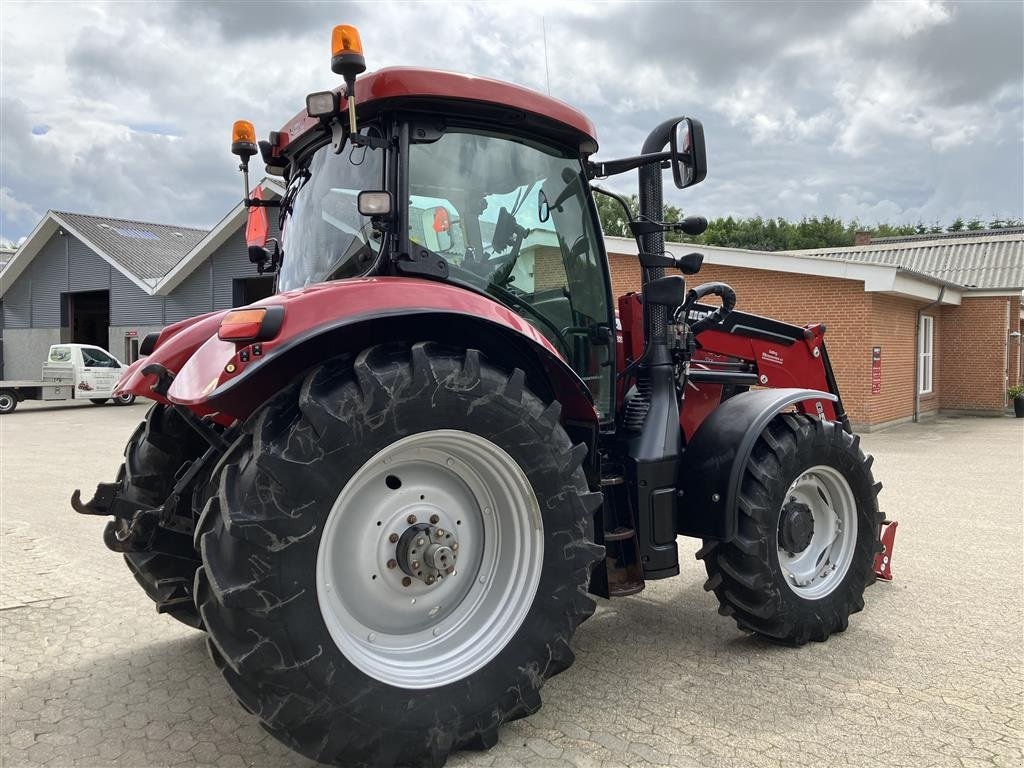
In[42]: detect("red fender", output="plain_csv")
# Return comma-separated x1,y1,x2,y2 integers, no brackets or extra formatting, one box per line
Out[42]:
120,277,598,428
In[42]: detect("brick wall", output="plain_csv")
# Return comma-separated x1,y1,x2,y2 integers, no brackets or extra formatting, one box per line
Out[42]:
610,254,875,424
940,296,1021,412
866,294,940,424
608,252,1019,425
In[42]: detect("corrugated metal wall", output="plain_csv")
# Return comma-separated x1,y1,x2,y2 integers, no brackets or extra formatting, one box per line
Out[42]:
30,235,67,327
4,216,283,332
3,274,32,328
166,262,212,323
68,236,111,292
212,228,257,309
110,271,163,325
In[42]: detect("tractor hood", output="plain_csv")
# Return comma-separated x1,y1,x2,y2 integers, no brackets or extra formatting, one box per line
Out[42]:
116,277,593,427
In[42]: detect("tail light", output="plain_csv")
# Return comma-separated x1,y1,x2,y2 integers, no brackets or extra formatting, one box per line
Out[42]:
218,306,285,342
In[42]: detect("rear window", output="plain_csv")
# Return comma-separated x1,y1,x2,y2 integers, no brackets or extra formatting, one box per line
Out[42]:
49,346,72,362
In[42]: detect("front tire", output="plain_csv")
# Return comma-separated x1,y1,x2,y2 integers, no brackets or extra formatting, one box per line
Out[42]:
113,393,136,406
90,398,109,405
700,414,882,645
115,405,208,629
195,343,603,767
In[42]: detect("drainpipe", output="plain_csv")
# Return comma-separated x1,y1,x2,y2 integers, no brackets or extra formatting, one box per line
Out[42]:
914,286,945,423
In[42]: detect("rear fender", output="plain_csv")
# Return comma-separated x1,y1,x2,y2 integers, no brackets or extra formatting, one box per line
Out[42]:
113,310,227,410
166,277,598,428
678,388,838,540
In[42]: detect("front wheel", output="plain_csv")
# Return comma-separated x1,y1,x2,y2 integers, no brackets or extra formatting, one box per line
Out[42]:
113,393,136,406
700,413,882,645
89,398,109,405
195,343,603,767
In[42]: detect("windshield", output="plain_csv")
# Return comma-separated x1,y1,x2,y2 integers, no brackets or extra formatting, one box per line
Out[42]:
408,129,614,418
277,139,384,292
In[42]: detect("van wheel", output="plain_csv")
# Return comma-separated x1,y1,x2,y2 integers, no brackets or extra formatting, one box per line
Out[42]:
700,414,882,645
114,394,136,406
195,342,603,767
90,398,109,405
0,390,17,414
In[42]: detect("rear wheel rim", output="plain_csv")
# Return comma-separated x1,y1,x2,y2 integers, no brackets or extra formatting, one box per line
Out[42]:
0,393,13,412
116,394,134,405
316,429,544,689
777,465,857,600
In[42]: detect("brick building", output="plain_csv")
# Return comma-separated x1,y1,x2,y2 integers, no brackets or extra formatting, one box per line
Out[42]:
607,230,1023,430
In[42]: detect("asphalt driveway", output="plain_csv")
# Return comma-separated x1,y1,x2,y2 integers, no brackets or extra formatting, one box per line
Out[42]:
1,400,1021,767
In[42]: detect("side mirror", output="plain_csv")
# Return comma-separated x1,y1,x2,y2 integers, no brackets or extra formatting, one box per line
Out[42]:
670,118,707,190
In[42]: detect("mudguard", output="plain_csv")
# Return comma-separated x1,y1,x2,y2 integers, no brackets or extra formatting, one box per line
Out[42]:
119,277,597,428
677,387,838,541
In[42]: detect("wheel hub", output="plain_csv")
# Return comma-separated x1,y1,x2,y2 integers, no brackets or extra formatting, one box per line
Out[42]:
395,521,459,585
779,499,815,554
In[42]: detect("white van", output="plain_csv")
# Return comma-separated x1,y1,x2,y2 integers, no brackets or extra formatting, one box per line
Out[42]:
0,344,136,414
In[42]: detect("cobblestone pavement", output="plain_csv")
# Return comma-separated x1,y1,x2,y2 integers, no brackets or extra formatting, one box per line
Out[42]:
1,400,1021,767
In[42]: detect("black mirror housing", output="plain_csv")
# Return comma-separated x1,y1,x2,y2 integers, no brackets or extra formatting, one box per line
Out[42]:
670,118,707,190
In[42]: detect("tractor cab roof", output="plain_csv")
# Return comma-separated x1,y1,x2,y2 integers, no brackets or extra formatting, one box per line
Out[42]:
278,67,599,157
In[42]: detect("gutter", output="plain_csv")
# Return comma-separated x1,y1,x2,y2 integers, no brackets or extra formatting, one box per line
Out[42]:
914,286,945,423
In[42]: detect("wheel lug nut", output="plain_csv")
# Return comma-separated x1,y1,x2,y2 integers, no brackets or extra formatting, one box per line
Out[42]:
407,515,417,524
446,566,455,575
416,537,425,547
451,543,459,552
402,577,412,587
387,559,397,569
429,515,439,524
425,575,436,585
411,561,420,570
435,529,445,538
389,533,399,543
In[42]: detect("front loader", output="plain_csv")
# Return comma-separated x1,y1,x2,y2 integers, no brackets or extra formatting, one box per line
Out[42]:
74,23,895,768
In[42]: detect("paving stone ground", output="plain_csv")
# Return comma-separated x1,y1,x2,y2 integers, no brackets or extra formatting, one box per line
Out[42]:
1,399,1021,767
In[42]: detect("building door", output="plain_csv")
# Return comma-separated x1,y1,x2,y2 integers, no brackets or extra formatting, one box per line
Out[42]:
232,277,275,307
65,291,110,350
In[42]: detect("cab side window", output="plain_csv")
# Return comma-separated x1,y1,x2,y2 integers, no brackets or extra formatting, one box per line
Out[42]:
81,348,120,368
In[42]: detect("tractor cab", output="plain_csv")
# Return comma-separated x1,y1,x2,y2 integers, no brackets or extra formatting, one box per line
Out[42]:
266,110,617,418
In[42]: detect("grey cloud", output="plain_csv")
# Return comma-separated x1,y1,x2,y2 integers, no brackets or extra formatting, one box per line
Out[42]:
1,0,1021,244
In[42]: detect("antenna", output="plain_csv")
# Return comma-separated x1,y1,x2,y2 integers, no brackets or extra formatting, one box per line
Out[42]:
542,16,551,95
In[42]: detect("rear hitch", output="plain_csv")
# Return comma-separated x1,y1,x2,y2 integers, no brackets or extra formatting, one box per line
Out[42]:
873,519,898,581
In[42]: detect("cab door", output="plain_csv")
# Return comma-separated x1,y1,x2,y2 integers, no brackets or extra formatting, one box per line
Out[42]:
77,346,123,398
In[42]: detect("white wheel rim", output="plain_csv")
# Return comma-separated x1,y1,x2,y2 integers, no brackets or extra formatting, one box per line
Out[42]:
316,429,544,689
117,394,133,404
777,465,858,600
0,394,13,411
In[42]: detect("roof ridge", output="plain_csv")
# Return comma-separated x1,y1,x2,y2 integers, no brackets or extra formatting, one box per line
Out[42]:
51,210,210,234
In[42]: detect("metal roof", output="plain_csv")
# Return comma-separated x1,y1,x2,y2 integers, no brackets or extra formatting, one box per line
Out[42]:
871,226,1024,244
785,233,1024,291
52,211,208,281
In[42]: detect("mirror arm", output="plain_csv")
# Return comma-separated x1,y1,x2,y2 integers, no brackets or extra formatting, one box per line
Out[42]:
587,150,673,178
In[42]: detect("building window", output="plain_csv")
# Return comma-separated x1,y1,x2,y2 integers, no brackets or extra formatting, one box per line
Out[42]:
918,315,934,394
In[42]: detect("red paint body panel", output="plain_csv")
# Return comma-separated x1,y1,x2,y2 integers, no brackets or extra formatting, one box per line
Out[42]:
278,67,598,151
138,278,593,426
114,310,228,416
614,291,838,440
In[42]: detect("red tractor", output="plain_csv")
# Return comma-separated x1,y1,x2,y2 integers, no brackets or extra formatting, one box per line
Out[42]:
74,25,894,768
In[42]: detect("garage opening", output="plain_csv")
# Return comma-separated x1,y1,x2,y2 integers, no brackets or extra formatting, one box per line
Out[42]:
232,277,275,307
63,290,110,349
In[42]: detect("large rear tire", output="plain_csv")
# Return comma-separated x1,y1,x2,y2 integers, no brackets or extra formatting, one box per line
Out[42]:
195,342,603,767
700,413,882,645
116,405,207,629
0,390,18,414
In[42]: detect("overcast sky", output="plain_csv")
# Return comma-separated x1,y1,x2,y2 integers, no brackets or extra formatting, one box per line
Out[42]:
1,0,1021,245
